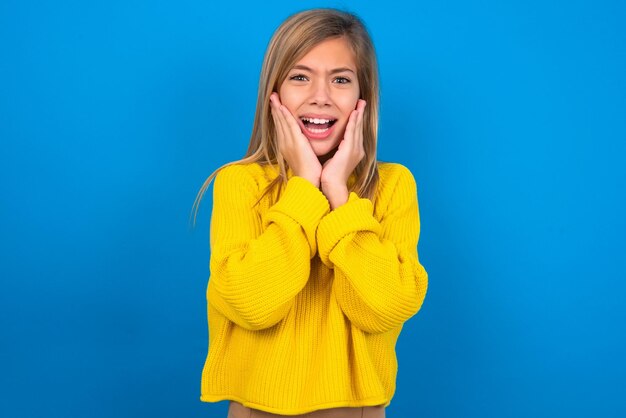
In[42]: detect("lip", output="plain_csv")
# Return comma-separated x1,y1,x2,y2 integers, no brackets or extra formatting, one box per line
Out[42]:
298,113,339,141
297,119,338,141
299,113,338,120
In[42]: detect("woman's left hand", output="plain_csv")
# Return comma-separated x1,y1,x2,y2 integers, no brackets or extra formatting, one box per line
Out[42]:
320,99,367,209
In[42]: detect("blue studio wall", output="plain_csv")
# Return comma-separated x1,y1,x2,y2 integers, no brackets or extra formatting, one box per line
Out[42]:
1,0,625,417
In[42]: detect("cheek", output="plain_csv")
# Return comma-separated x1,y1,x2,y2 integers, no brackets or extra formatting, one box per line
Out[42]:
339,97,359,118
278,85,300,114
337,88,360,117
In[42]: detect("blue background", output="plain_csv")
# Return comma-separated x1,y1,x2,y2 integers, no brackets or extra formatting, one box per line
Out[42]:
1,0,625,417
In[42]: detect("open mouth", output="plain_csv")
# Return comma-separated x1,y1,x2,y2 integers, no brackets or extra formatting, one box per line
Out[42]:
300,117,338,134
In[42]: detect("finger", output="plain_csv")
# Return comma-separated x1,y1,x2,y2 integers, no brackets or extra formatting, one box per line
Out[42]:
355,100,366,150
344,108,358,147
279,104,305,144
356,100,366,131
269,95,284,134
270,95,288,150
270,93,296,145
271,91,282,106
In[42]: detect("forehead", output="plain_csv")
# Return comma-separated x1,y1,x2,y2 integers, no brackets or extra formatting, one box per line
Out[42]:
294,37,357,70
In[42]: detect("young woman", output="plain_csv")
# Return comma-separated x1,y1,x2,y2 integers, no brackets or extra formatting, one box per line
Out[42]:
192,8,428,418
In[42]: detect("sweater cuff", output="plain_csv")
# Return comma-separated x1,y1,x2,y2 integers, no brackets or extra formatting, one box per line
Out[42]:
316,192,381,267
263,176,330,258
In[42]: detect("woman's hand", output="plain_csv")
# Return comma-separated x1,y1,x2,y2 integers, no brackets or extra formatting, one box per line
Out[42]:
269,93,322,188
320,99,367,209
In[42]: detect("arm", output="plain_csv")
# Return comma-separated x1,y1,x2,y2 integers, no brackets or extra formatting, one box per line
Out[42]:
207,165,330,331
316,165,428,334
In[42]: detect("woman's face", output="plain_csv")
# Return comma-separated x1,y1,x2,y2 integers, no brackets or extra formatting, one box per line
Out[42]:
278,37,360,161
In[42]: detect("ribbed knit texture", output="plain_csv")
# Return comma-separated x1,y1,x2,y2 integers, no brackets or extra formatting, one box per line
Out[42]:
200,162,428,415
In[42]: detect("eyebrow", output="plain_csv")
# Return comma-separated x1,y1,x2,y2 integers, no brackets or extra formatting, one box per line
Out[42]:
291,64,356,75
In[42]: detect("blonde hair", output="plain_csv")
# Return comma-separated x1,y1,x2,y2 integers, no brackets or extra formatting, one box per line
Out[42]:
190,8,380,227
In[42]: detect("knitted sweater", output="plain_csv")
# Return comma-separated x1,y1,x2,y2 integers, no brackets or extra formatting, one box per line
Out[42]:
200,161,428,415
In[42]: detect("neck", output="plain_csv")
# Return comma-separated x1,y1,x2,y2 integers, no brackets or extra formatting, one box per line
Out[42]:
317,147,339,165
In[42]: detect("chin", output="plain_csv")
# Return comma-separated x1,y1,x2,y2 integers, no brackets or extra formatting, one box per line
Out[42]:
312,144,338,158
310,136,341,154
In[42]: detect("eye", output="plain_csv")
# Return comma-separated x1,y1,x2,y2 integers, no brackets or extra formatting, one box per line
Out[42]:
289,74,308,82
334,76,351,84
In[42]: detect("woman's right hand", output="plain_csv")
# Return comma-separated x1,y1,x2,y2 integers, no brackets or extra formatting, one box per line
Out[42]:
269,92,322,188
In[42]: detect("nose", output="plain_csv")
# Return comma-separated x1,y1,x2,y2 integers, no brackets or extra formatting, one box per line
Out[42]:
309,79,331,106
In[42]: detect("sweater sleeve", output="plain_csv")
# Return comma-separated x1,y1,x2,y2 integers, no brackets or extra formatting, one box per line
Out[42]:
316,165,428,334
207,165,330,331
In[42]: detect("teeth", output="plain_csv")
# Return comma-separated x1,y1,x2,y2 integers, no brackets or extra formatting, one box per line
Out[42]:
302,117,333,124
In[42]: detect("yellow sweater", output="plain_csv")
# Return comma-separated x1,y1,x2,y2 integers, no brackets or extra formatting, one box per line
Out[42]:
200,162,428,415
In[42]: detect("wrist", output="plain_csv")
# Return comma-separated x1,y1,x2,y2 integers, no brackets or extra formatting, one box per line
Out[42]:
320,179,347,191
321,183,349,210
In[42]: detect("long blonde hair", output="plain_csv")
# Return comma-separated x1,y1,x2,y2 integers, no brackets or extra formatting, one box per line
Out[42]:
190,8,380,227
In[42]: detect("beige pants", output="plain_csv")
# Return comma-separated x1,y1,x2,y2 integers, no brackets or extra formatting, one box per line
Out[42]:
227,401,386,418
